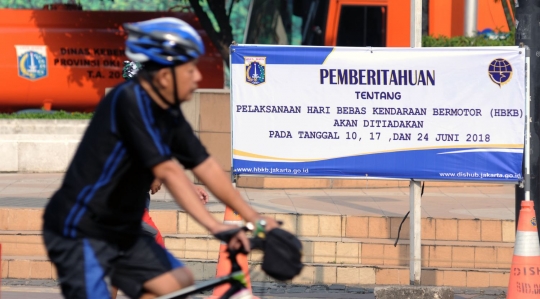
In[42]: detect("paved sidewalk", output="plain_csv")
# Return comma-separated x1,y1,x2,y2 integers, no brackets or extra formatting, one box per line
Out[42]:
0,173,517,220
0,173,515,298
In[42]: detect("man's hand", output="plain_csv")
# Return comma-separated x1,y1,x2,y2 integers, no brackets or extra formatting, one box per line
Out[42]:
150,179,162,195
195,187,209,205
259,216,280,232
211,223,250,251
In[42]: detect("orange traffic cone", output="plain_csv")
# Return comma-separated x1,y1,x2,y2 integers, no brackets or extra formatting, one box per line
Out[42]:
507,200,540,298
211,206,254,298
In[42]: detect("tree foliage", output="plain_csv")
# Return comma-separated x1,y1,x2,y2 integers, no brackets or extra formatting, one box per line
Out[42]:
0,0,177,10
188,0,232,66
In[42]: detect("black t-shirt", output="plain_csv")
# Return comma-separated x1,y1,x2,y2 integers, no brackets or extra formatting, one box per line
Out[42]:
43,80,209,244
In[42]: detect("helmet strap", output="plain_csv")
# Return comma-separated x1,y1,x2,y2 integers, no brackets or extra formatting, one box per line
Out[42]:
170,66,181,107
139,70,176,110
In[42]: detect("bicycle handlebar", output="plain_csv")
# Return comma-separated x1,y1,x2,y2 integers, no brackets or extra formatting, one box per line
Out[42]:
155,221,282,299
212,220,282,251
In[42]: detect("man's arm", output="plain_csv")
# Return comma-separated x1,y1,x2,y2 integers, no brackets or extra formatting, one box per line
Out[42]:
149,178,208,204
153,160,220,232
192,157,276,228
153,159,251,250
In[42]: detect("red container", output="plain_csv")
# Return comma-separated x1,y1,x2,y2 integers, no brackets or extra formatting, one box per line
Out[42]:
0,9,224,112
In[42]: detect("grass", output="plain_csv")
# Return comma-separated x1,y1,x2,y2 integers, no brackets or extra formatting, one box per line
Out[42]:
423,30,515,47
0,111,93,119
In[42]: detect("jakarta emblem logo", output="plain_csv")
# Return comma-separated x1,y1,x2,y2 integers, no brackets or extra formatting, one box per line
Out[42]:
16,45,48,81
488,58,512,87
245,56,265,85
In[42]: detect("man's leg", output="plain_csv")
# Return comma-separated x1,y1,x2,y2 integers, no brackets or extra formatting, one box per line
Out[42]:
111,209,166,298
140,267,194,298
112,235,190,298
43,230,114,299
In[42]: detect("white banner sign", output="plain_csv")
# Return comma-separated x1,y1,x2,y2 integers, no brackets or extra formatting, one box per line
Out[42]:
231,45,525,182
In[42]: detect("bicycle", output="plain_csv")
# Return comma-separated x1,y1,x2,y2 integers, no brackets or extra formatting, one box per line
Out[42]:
156,223,276,299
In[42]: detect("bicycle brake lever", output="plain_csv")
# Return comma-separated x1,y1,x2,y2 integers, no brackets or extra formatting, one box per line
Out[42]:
213,227,245,243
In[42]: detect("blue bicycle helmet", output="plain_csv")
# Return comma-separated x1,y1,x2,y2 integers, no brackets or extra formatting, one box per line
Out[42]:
124,17,205,66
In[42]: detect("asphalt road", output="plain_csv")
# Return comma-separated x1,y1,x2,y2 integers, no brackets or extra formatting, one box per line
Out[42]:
0,280,507,299
0,288,506,299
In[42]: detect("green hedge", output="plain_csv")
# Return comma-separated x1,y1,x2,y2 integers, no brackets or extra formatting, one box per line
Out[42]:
423,31,515,47
0,111,93,119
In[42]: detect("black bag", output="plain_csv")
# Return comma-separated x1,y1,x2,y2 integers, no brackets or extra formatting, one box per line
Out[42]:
261,228,304,281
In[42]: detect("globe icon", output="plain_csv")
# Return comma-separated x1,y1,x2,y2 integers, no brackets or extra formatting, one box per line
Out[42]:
488,58,512,87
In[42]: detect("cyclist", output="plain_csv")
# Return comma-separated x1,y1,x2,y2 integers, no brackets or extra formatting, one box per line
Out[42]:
42,17,277,299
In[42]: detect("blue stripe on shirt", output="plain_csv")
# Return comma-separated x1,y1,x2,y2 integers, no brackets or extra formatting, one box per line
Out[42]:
110,81,130,134
63,142,124,237
63,185,91,236
134,85,166,156
70,146,126,237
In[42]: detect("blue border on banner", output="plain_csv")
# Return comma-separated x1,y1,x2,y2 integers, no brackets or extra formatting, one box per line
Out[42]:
231,45,334,65
233,148,523,182
231,46,525,182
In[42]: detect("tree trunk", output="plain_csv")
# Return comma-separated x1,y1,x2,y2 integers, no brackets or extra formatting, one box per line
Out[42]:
188,0,232,67
500,0,514,31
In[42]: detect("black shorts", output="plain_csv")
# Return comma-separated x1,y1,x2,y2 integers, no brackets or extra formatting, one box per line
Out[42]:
43,230,184,299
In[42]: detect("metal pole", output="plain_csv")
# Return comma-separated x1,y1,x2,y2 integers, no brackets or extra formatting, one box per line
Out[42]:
230,47,236,187
515,0,540,237
464,0,478,37
525,46,531,202
410,0,422,48
409,180,422,285
409,0,422,286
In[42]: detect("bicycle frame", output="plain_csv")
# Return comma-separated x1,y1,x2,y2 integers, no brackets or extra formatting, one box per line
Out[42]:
155,247,249,299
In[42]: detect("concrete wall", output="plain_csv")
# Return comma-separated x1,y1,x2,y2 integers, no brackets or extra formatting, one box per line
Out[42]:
0,89,497,188
0,119,85,172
